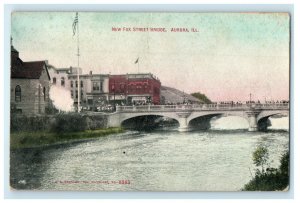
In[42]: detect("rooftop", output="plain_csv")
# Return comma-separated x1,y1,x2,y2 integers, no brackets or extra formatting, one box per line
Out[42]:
11,46,50,80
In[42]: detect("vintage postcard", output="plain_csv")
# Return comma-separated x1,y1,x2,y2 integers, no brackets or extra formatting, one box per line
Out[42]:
10,12,290,191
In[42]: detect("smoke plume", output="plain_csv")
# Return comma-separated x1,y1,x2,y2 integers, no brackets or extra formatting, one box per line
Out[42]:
49,85,74,112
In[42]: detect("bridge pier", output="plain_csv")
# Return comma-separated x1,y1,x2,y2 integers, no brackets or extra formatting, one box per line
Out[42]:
177,111,192,132
246,110,261,132
178,117,189,132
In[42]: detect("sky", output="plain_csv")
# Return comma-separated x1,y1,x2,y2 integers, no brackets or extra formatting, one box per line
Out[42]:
11,12,290,102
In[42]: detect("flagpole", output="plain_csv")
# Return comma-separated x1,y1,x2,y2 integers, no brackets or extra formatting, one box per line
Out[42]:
76,13,80,113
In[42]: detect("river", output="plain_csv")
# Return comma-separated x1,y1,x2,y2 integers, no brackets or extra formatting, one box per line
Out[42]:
10,117,289,191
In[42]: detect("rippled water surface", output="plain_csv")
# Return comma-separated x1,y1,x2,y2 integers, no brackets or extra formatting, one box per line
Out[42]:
10,117,289,191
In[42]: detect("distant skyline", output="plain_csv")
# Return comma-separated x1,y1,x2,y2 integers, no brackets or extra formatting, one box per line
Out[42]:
11,12,290,101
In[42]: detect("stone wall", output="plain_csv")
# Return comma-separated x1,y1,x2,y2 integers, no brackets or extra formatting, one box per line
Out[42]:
11,67,50,115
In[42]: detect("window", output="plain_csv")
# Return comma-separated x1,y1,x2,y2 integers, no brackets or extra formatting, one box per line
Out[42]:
15,85,21,102
71,91,73,98
61,77,65,86
53,77,56,84
76,81,78,88
93,82,100,91
75,91,78,98
43,87,46,101
81,80,83,88
71,81,73,88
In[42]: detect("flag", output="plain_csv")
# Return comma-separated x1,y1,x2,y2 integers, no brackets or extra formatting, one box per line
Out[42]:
135,57,139,64
72,12,78,36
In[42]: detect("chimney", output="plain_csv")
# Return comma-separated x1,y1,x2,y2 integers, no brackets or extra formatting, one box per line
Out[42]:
70,66,73,74
89,70,93,75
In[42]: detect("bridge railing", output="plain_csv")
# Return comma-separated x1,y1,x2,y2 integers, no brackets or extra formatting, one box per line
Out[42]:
257,103,289,109
115,103,289,112
116,105,177,112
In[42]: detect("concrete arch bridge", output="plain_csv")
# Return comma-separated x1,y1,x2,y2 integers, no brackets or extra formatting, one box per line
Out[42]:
107,104,289,132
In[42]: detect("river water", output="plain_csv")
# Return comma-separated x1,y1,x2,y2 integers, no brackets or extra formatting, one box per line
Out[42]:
10,117,289,191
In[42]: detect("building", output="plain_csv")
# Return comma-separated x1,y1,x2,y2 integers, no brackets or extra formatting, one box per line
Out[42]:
68,71,109,110
48,66,109,111
48,65,82,89
49,67,161,110
109,73,161,105
10,46,51,114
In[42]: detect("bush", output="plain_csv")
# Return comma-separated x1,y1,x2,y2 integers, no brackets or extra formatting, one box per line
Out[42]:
10,114,50,132
86,115,108,130
11,113,108,133
50,113,87,133
243,149,289,191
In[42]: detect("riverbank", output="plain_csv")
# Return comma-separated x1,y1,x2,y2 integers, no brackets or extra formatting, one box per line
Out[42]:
10,127,124,150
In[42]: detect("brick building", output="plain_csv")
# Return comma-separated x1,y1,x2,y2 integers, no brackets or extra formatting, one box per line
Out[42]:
109,73,161,105
10,46,51,114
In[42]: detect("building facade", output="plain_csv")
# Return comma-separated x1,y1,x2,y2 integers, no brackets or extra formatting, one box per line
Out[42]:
49,67,161,111
48,66,82,90
68,72,109,110
11,46,51,115
109,73,161,105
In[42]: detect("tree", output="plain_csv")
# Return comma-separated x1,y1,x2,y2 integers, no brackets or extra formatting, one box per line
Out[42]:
242,147,289,191
191,92,212,103
252,145,269,173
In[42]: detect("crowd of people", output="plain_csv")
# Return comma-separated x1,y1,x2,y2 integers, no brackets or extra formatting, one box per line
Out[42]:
80,99,289,113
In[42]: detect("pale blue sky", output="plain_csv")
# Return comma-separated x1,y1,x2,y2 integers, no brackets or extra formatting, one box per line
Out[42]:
11,12,290,101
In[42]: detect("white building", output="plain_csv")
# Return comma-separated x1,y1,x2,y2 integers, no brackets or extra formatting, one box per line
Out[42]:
68,71,110,110
47,66,82,90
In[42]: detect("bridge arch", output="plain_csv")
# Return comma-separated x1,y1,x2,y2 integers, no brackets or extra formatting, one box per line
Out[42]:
120,112,179,123
257,111,289,123
187,112,250,130
257,111,289,131
187,111,249,124
119,112,180,130
187,113,222,130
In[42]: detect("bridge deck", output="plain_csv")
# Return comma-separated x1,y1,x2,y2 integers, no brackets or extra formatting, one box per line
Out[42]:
116,103,289,112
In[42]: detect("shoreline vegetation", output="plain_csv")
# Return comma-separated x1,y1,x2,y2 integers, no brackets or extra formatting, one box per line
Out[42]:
10,113,125,150
10,127,124,150
242,145,289,191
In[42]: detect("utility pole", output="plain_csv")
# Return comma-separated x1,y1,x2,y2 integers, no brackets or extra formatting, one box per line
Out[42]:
73,12,80,112
77,13,80,112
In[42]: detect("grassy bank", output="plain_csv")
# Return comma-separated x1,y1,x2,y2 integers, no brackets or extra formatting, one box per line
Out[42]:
10,127,124,150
